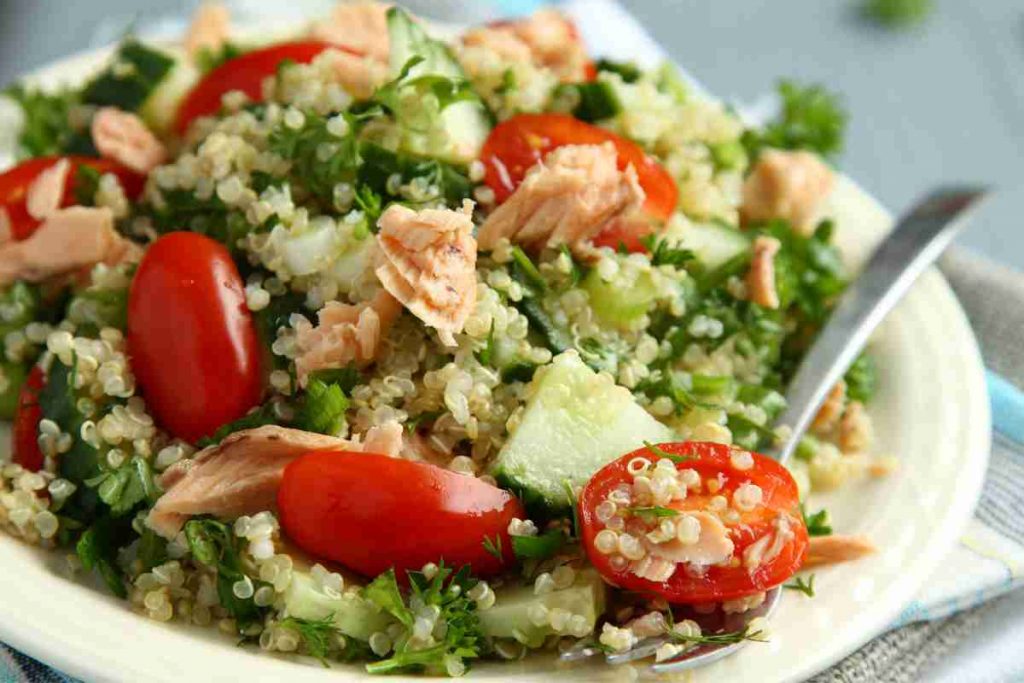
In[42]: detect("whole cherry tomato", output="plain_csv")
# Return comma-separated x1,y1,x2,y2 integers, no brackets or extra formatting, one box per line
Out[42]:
480,113,678,220
579,441,808,604
0,156,144,240
127,232,262,443
12,365,45,472
278,451,524,578
174,41,343,134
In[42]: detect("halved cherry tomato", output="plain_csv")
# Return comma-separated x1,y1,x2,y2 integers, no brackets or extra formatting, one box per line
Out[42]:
12,365,45,472
0,156,144,240
579,441,808,604
127,232,262,444
591,216,658,253
174,41,343,134
480,113,678,220
278,451,524,578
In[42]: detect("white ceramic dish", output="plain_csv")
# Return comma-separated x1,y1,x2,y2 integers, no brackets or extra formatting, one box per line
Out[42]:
0,39,990,683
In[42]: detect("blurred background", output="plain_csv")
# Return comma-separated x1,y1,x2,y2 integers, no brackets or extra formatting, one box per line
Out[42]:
0,0,1021,268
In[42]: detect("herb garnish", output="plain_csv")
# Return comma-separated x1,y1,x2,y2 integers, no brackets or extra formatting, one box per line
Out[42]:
784,574,816,597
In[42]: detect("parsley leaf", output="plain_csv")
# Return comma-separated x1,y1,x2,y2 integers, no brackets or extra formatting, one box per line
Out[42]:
294,378,349,436
195,42,244,73
3,84,79,158
844,352,877,403
641,235,694,268
784,574,816,597
278,615,342,665
511,529,566,561
862,0,934,28
76,516,130,598
743,80,847,162
364,564,485,676
627,506,680,518
481,534,504,563
801,504,833,537
184,518,269,630
643,440,693,463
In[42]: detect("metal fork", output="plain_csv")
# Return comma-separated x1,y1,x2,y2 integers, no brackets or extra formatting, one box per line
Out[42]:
560,186,990,674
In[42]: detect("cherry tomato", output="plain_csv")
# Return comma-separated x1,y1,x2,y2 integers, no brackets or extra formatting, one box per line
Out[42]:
0,156,144,240
174,41,341,134
12,365,45,472
480,113,678,220
579,441,808,604
591,216,657,253
127,232,262,444
278,451,524,578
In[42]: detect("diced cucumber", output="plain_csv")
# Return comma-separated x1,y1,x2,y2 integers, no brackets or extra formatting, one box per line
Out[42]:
385,8,491,164
491,351,673,514
283,570,394,641
674,221,751,271
584,268,658,329
140,58,199,134
477,569,607,647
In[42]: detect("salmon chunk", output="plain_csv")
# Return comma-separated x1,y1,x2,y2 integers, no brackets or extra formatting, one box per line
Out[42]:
0,208,10,245
375,200,477,347
147,423,403,538
494,9,591,83
741,149,834,235
0,207,137,285
746,235,782,309
91,107,167,174
184,3,230,58
311,2,391,64
25,158,70,221
294,289,402,386
477,142,645,253
803,534,876,568
461,27,534,64
329,50,389,100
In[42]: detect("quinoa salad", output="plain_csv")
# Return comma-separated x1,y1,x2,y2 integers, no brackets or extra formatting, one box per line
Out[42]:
0,2,894,676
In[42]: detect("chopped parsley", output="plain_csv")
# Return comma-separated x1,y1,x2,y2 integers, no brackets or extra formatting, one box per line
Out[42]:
481,534,504,562
742,80,847,162
784,574,816,597
510,529,566,561
278,615,342,665
643,440,693,464
641,235,694,268
364,564,485,676
802,505,833,537
627,506,679,518
669,624,768,646
184,518,269,630
862,0,934,28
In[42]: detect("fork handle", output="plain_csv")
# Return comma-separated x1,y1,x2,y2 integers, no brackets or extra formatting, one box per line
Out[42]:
766,187,990,464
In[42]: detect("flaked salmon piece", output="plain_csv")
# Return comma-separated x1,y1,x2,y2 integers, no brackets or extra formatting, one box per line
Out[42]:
148,423,403,538
400,430,450,467
375,200,477,347
91,107,167,175
329,50,389,100
812,380,846,432
461,26,534,63
184,2,230,58
477,143,645,253
741,149,835,236
839,400,873,454
293,289,402,386
0,207,137,286
746,235,782,309
646,511,735,570
503,9,591,83
362,419,403,457
802,534,876,568
26,158,70,221
311,2,391,64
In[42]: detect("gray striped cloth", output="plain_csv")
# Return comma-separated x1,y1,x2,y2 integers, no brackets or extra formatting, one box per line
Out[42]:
814,248,1024,682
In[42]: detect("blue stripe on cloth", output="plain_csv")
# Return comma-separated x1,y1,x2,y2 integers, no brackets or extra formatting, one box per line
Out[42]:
988,371,1024,445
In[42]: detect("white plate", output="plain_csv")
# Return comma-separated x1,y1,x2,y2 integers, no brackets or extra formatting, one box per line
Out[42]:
0,44,990,683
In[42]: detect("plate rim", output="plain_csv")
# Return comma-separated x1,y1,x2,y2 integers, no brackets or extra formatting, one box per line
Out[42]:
0,40,992,683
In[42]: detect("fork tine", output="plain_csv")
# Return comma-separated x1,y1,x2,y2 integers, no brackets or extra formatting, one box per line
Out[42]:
557,640,604,663
604,637,668,664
